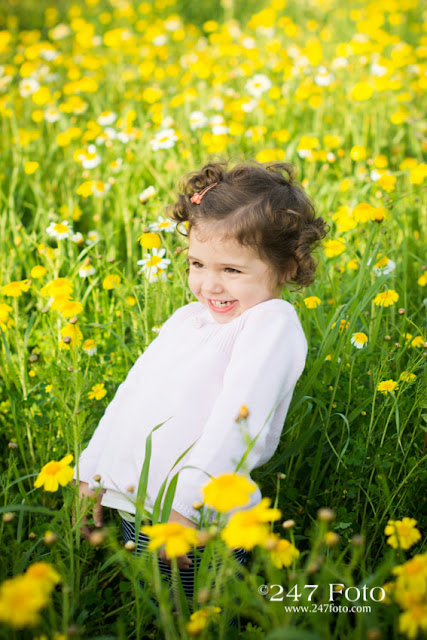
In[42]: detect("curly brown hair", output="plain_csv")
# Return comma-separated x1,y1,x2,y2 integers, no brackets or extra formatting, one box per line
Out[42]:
166,158,329,289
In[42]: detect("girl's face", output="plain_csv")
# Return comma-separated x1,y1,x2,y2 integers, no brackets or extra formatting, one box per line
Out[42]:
187,225,286,324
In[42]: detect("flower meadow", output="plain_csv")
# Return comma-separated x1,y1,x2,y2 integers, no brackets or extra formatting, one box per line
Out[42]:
0,0,426,638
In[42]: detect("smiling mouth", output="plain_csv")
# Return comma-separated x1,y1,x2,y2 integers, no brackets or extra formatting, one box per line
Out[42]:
209,299,236,307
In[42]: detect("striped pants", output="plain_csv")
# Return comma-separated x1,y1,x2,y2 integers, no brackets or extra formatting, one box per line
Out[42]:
121,517,247,603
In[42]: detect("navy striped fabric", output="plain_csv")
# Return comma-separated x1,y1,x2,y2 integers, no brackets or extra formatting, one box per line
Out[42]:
121,517,247,603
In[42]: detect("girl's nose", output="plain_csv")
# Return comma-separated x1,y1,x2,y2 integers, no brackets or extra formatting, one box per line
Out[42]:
202,272,223,295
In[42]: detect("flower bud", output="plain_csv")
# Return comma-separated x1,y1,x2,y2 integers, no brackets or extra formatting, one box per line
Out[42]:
192,501,204,511
44,530,58,545
93,474,102,483
8,442,18,449
89,529,107,546
2,512,14,523
124,540,136,551
63,336,72,344
197,587,210,603
235,405,249,421
323,531,340,546
69,316,78,324
351,534,364,547
398,308,405,315
282,519,295,529
317,507,335,522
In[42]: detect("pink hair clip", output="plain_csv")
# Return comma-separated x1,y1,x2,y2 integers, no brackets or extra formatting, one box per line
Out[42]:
190,182,218,204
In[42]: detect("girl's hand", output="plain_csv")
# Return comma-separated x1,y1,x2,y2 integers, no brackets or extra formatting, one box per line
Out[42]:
72,480,105,540
157,509,198,570
158,547,193,571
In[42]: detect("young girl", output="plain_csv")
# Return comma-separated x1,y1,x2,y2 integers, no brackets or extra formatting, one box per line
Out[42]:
72,159,327,601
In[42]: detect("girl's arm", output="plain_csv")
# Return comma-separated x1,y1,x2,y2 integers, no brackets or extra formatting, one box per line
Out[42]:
171,305,307,522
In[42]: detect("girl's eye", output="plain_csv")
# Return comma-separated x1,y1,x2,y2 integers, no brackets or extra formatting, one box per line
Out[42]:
225,267,240,273
190,261,203,268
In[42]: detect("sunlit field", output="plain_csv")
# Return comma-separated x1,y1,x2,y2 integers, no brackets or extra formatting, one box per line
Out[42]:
0,0,426,638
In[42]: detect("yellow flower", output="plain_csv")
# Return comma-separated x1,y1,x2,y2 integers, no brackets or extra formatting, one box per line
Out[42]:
59,323,83,349
25,562,61,595
141,522,199,558
103,274,121,290
350,145,367,161
125,296,136,306
418,273,427,286
392,552,427,598
378,173,396,192
186,606,221,636
0,303,13,330
352,202,375,223
410,336,424,348
399,371,417,383
409,163,427,185
34,454,74,492
137,232,161,249
268,537,300,568
373,290,399,307
347,259,359,271
323,531,340,546
377,380,398,395
0,575,49,628
53,300,84,318
30,266,46,279
351,332,368,349
40,278,73,300
202,474,257,512
385,518,421,550
303,296,321,309
24,161,39,175
2,279,30,297
323,239,346,258
88,383,107,400
82,339,97,355
350,82,373,101
221,498,281,551
399,603,427,640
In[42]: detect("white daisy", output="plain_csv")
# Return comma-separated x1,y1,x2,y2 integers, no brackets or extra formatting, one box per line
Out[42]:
241,37,256,49
71,232,84,244
139,186,156,203
245,74,272,98
148,216,177,233
19,77,40,98
314,67,334,86
79,264,96,278
79,145,101,169
331,57,348,70
351,332,368,349
150,128,178,151
91,182,111,197
46,220,73,240
241,99,258,113
97,111,117,126
209,96,224,110
85,230,101,245
49,24,71,40
368,255,396,276
165,18,181,31
161,116,174,128
44,107,60,123
137,248,171,280
212,124,229,135
189,111,208,130
153,34,167,46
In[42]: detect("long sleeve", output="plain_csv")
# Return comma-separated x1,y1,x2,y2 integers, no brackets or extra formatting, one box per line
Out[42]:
171,304,307,521
72,312,178,488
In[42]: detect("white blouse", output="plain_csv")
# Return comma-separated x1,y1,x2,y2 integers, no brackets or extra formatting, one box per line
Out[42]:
73,298,307,523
